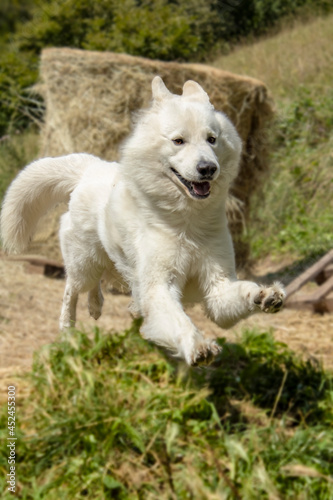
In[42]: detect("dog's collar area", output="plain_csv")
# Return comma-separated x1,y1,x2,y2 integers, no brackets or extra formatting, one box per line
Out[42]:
170,168,211,199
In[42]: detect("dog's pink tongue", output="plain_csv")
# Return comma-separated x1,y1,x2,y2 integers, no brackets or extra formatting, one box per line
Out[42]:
192,181,210,196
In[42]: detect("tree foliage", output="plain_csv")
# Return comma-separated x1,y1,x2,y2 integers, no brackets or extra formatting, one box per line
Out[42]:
0,0,33,36
16,0,214,59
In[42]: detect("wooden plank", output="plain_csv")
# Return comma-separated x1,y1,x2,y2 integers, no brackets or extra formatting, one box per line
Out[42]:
285,293,333,313
324,294,333,313
307,274,333,302
285,295,313,312
7,255,64,268
25,263,44,275
325,263,333,277
6,255,65,279
285,249,333,298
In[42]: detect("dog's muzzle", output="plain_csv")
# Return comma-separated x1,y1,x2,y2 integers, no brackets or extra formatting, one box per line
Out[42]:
170,162,218,199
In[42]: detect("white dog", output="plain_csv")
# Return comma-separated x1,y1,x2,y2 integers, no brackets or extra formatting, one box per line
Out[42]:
1,77,285,366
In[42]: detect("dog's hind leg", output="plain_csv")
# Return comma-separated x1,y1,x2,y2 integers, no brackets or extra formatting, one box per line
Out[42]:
59,280,79,331
59,211,106,328
88,281,104,320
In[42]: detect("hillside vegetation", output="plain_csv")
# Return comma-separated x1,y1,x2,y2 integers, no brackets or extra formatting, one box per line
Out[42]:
1,324,333,499
0,0,331,135
215,14,333,260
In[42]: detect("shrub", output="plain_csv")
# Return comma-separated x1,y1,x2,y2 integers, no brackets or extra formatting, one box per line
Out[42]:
15,0,214,60
212,0,332,42
0,0,215,135
0,0,33,36
0,49,40,135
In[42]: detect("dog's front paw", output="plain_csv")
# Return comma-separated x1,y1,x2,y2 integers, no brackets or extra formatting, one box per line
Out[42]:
254,282,286,313
191,339,222,367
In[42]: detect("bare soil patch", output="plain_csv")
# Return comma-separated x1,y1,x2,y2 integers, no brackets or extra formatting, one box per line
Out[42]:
1,254,332,402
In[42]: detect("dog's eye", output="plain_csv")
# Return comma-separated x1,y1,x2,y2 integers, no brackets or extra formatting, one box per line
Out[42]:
173,138,184,145
207,136,216,144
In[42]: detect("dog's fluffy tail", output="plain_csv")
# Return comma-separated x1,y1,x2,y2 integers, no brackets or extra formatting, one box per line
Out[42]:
1,153,93,254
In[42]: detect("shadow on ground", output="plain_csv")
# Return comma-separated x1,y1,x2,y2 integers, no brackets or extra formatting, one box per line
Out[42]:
189,330,332,426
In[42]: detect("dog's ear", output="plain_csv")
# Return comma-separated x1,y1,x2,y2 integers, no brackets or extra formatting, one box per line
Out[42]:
182,80,211,104
152,76,172,102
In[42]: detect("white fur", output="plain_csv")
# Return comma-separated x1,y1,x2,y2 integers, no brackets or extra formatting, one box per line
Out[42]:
0,77,285,366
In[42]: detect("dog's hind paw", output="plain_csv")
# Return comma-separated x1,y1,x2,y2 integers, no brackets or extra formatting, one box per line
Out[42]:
254,282,286,314
88,286,104,320
191,339,222,367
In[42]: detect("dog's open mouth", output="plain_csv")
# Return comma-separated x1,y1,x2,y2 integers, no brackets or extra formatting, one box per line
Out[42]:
170,168,211,199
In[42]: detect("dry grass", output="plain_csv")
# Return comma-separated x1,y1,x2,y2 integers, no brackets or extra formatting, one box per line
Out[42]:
213,14,333,98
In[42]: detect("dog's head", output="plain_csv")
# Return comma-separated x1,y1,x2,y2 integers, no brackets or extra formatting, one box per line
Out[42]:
121,77,242,205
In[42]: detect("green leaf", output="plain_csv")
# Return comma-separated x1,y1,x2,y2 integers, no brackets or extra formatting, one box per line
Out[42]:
103,476,124,490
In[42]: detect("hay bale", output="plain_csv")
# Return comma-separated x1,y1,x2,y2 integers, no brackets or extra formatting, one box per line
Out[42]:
32,48,274,266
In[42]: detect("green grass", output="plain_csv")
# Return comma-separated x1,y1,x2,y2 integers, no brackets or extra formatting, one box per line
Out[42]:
214,14,333,260
1,322,332,499
249,87,333,259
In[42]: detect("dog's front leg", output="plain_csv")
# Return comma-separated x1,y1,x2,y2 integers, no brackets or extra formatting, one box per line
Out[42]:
139,280,221,365
204,278,286,329
133,242,221,366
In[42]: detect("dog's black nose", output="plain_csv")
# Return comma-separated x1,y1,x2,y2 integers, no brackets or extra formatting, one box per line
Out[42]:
196,161,217,179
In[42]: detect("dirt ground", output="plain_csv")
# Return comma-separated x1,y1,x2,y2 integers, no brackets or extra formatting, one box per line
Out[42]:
1,253,332,402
